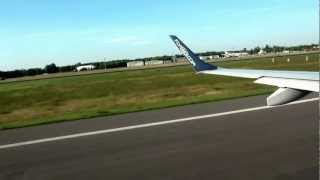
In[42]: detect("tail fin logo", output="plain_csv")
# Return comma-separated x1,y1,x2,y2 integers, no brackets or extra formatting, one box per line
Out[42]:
174,39,196,66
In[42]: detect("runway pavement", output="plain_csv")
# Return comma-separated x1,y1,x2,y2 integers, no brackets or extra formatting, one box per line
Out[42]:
0,94,318,180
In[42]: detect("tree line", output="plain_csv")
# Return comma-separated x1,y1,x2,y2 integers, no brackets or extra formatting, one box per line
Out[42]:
0,60,130,80
197,44,318,56
0,43,318,80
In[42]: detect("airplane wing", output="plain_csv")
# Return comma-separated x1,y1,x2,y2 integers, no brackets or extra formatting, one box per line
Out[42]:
169,35,319,106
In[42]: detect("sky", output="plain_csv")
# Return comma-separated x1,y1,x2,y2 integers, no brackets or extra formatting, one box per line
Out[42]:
0,0,318,71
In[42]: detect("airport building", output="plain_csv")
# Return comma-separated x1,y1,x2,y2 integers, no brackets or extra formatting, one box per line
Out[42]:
126,61,145,67
282,50,290,54
127,59,171,68
76,65,95,72
163,59,174,64
200,55,221,60
258,49,265,55
144,60,164,66
174,57,188,63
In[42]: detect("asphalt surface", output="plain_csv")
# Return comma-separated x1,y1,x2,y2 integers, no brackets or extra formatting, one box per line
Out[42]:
0,94,318,180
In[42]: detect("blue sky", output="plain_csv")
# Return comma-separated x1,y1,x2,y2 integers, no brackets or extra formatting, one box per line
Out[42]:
0,0,317,70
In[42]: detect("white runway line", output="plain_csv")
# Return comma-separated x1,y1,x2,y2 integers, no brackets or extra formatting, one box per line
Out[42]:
0,98,318,150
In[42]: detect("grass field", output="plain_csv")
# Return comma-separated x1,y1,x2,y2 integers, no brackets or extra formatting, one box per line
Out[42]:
0,54,318,130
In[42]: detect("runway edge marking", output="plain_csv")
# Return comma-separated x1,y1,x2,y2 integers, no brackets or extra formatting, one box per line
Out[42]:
0,98,318,150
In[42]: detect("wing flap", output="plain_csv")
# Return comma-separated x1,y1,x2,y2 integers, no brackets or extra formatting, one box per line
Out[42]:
199,68,319,81
254,77,319,92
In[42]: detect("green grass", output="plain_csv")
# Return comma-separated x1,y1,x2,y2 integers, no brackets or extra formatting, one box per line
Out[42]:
0,54,318,130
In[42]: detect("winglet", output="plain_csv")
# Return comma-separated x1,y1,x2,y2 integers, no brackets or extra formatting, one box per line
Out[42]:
170,35,217,72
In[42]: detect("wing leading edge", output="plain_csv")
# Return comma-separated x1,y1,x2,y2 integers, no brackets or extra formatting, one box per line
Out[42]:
170,35,319,105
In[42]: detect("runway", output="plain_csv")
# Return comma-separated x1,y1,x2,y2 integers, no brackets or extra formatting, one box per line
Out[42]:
0,95,318,180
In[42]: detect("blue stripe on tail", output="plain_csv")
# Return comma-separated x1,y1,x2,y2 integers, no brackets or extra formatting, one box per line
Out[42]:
170,35,217,72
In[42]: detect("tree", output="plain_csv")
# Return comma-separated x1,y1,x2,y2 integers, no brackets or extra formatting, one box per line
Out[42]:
264,44,272,53
253,46,261,54
26,68,44,76
0,71,4,80
44,63,59,74
273,45,285,53
59,65,75,72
